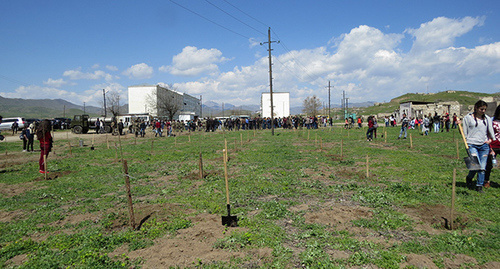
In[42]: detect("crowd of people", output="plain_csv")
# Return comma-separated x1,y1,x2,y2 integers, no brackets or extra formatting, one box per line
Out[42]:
1,100,498,191
125,115,333,137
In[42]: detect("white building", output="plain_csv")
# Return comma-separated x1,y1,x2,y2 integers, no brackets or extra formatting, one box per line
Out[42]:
128,84,201,120
261,92,290,118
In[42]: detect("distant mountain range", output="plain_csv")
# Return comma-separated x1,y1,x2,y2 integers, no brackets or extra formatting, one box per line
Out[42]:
0,95,376,118
0,96,113,118
201,100,376,116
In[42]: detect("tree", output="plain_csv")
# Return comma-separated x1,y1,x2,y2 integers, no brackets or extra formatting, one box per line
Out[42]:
148,84,182,120
106,91,121,118
302,95,322,116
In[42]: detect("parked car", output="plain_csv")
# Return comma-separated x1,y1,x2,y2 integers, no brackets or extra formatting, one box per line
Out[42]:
52,117,71,129
0,117,27,131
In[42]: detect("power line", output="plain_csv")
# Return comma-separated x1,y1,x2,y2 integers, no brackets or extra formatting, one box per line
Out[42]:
205,0,267,37
221,0,268,28
271,29,320,83
168,0,251,40
0,74,29,87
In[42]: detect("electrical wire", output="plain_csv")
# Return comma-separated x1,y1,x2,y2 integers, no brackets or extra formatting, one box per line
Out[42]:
0,74,29,87
168,0,251,40
271,29,321,83
205,0,267,37
221,0,268,28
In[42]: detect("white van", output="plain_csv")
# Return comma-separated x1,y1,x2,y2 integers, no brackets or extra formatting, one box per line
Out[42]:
0,117,27,131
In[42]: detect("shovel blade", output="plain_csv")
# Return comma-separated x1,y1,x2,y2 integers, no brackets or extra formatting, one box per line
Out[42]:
222,215,238,227
464,156,481,171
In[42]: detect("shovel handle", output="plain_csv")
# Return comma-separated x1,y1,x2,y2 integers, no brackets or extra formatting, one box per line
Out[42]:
458,124,469,150
223,149,230,205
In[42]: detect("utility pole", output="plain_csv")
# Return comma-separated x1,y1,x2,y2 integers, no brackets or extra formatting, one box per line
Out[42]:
326,81,332,120
342,91,347,119
103,89,107,118
261,27,279,136
83,102,86,114
200,95,203,118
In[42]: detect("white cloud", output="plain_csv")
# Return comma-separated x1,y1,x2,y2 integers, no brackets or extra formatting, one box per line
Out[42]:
63,68,115,81
106,65,118,71
160,46,229,76
43,78,67,88
406,16,485,54
123,63,154,79
177,16,499,106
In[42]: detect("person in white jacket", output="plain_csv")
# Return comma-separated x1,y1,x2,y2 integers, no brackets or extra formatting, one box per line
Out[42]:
462,100,495,193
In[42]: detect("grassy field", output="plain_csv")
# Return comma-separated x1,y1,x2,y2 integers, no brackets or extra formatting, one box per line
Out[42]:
0,125,499,268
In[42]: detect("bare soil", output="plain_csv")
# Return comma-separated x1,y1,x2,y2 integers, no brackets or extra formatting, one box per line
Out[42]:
0,130,490,268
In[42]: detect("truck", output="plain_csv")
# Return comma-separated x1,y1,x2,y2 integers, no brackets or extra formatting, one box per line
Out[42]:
70,115,116,134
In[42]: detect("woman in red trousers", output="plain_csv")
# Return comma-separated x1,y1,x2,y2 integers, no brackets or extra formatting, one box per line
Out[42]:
36,119,53,173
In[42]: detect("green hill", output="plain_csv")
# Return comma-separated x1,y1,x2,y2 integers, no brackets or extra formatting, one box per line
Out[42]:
357,91,499,116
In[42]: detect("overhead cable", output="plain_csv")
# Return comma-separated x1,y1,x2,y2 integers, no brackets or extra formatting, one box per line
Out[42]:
205,0,267,37
169,0,251,40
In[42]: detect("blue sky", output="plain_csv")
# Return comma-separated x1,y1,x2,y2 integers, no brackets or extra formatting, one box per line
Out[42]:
1,0,499,108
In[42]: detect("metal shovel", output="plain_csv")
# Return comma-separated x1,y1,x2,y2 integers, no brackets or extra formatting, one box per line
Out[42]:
222,149,238,227
458,124,482,171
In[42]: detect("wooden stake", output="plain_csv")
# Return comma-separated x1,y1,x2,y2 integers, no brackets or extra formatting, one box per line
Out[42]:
199,151,204,179
123,160,136,229
410,134,413,148
450,168,456,230
68,141,72,156
308,130,310,140
223,149,230,205
384,131,387,143
456,140,460,160
189,134,191,143
117,130,124,163
240,133,243,146
320,138,323,150
366,155,369,178
43,154,47,180
224,139,228,162
106,133,109,149
114,142,118,162
340,139,344,159
151,140,154,155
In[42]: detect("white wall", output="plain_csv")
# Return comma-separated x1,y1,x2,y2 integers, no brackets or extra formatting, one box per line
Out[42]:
128,85,157,116
261,92,290,118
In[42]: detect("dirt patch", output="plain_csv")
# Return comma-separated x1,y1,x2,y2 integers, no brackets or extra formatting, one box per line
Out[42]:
5,253,28,268
401,253,439,269
33,171,73,181
401,204,470,232
0,151,39,170
0,182,46,199
0,209,26,222
303,203,373,229
122,213,272,268
443,253,478,268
